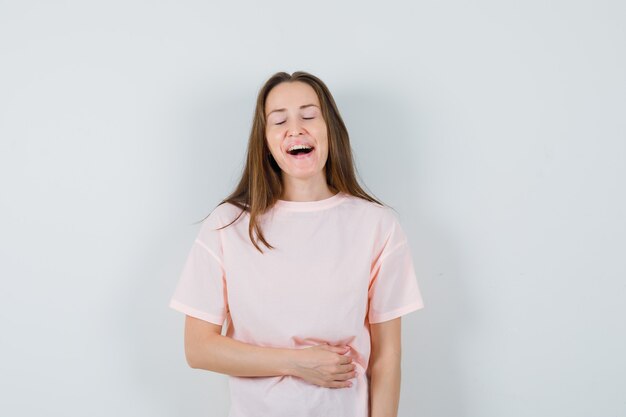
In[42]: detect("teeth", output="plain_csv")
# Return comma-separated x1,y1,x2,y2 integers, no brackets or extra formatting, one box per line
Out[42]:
288,144,313,152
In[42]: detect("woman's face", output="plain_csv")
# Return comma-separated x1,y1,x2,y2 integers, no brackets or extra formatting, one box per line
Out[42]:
264,81,329,181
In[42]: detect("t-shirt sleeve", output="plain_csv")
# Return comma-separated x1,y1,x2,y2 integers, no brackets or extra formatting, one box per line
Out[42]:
368,210,425,324
168,210,229,326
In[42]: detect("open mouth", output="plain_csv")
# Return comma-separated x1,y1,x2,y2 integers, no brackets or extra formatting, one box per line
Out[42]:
286,146,315,158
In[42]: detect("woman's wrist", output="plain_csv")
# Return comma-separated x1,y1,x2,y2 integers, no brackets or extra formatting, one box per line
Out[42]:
279,348,302,377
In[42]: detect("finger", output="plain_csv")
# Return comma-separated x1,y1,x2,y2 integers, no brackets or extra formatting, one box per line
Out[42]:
325,345,350,354
327,378,354,388
333,370,358,381
337,355,353,365
335,363,357,373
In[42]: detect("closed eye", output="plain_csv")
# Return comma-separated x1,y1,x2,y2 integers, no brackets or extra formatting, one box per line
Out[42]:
275,117,314,125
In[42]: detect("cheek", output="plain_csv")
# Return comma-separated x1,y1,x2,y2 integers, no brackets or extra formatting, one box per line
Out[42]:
265,131,280,147
312,122,328,140
269,127,286,139
316,130,329,148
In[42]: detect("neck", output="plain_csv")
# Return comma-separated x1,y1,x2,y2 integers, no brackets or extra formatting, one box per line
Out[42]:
279,174,336,202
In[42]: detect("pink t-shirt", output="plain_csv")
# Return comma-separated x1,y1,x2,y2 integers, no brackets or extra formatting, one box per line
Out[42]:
169,191,425,417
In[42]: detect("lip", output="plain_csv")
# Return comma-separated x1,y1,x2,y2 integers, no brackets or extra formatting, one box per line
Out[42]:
286,146,316,160
284,140,315,153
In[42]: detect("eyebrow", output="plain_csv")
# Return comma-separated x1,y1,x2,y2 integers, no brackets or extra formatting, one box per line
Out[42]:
266,104,319,118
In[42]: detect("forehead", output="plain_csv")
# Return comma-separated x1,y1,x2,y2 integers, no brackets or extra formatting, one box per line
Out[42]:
265,81,320,112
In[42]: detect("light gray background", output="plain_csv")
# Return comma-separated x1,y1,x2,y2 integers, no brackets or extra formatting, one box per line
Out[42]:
1,1,624,416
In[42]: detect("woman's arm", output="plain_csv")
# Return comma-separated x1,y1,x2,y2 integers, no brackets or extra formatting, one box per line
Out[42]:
368,317,402,417
183,315,296,376
183,315,356,388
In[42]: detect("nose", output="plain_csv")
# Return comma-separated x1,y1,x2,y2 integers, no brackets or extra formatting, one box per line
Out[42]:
287,120,303,137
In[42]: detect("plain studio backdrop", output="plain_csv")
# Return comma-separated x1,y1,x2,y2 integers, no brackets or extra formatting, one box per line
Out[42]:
0,1,624,416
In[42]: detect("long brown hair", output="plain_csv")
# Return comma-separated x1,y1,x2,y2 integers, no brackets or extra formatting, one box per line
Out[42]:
197,70,389,253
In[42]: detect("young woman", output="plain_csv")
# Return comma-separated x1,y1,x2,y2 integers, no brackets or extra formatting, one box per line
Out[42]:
169,70,425,417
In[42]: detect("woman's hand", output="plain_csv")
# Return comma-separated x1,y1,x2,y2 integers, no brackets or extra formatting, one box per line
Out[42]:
289,343,357,388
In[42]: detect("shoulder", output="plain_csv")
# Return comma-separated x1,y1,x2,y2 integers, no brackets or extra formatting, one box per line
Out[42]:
341,193,400,228
197,201,247,237
342,195,410,251
212,201,247,223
